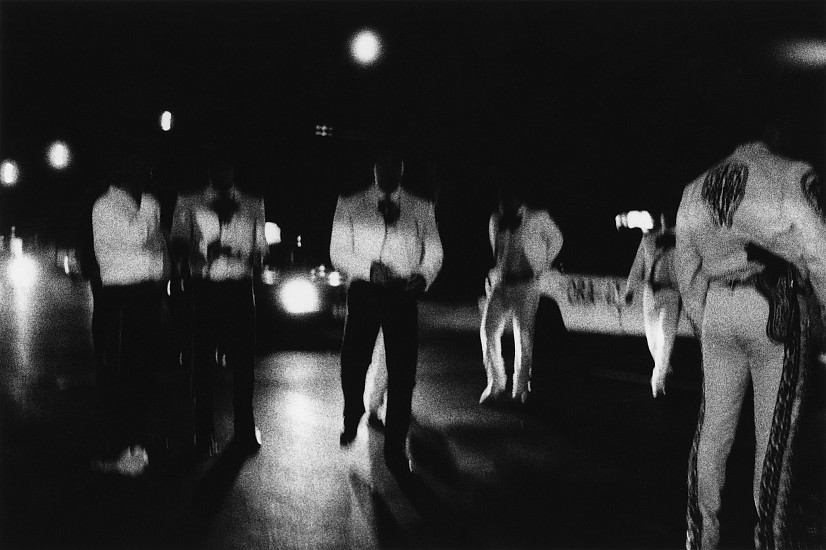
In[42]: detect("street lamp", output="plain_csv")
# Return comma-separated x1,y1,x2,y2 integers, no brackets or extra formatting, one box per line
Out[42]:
350,29,382,66
160,110,173,132
47,141,71,170
1,160,19,187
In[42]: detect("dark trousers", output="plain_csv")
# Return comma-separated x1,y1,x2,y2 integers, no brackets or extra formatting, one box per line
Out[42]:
190,279,256,442
341,280,418,455
95,282,167,457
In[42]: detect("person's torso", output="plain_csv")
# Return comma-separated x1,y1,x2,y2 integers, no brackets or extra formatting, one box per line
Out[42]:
680,143,797,281
493,209,549,275
351,188,430,278
94,188,166,286
185,189,261,281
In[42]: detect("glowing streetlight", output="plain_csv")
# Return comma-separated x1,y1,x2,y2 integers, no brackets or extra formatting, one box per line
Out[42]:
47,141,71,170
1,160,19,187
350,29,382,66
160,111,173,132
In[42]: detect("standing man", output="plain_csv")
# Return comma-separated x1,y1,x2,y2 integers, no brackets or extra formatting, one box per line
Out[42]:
92,154,169,475
171,157,267,455
330,149,443,475
480,187,564,405
623,211,682,398
677,127,826,549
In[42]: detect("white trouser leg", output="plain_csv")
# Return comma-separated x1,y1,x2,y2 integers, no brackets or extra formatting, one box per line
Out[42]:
642,285,659,364
480,286,509,402
694,287,753,550
511,281,541,401
364,328,388,420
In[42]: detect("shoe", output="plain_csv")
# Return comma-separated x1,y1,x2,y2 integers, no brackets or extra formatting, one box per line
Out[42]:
367,412,385,431
512,390,529,405
479,384,506,405
339,427,358,447
233,426,262,454
384,448,413,481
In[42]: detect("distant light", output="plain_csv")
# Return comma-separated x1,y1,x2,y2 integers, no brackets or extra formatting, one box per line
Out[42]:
160,111,173,132
47,141,71,170
1,160,19,187
63,255,70,275
8,255,36,288
315,124,334,137
265,222,282,245
328,271,342,287
279,279,320,314
776,39,826,68
10,237,23,258
297,235,302,248
626,210,655,232
350,29,382,66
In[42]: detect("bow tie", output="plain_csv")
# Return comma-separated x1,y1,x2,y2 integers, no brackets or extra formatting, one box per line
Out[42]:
499,212,522,232
211,195,240,226
378,196,400,225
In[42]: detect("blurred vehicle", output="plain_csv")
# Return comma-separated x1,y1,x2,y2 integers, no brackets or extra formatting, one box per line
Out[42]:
258,263,347,324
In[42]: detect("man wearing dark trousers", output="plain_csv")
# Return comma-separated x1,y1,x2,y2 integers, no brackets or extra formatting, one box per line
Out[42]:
92,154,169,476
330,149,443,476
171,157,267,455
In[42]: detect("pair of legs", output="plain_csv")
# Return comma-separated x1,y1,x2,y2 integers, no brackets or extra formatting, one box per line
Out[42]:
340,281,418,465
190,279,258,450
94,282,167,469
480,280,540,403
642,286,681,396
686,285,785,550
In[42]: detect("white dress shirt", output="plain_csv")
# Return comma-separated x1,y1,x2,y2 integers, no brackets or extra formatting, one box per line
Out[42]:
330,184,443,290
488,206,564,286
171,185,268,281
676,141,826,332
93,186,168,286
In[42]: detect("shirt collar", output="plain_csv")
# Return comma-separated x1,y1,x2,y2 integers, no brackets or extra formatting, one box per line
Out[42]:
372,181,402,202
204,184,239,202
108,185,142,212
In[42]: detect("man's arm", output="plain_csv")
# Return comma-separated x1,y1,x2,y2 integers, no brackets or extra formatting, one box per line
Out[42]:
254,197,268,270
418,201,443,290
624,238,646,302
541,211,564,270
329,195,372,282
675,186,707,339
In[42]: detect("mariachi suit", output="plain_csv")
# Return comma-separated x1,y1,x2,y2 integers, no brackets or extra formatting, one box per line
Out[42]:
677,142,826,549
330,183,442,459
480,206,563,403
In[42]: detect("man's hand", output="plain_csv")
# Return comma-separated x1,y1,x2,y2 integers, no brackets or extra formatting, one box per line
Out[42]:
405,274,426,295
651,365,672,398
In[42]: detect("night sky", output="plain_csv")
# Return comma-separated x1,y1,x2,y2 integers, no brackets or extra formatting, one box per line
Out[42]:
1,0,824,298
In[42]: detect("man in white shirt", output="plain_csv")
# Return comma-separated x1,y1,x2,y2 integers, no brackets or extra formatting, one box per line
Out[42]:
480,187,564,405
171,158,268,456
92,154,169,476
677,127,826,549
330,150,443,476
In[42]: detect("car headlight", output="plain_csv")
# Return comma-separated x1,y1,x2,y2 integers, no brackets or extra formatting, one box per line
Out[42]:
279,278,321,314
8,255,37,288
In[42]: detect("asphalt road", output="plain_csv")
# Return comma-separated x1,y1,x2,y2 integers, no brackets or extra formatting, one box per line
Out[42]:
0,256,823,549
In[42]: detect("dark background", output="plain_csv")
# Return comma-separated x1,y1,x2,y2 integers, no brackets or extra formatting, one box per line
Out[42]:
1,0,824,299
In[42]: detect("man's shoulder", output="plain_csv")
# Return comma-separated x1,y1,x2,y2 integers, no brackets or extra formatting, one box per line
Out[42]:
400,188,434,209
